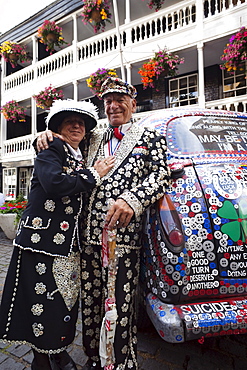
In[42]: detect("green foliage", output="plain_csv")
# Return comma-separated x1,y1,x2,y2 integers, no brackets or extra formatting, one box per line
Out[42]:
0,194,28,224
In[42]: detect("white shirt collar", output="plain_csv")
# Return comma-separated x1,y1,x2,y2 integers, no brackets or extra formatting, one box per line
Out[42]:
66,143,83,161
118,122,132,134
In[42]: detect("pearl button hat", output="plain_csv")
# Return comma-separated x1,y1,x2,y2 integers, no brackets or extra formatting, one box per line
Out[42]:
46,99,98,133
100,77,137,99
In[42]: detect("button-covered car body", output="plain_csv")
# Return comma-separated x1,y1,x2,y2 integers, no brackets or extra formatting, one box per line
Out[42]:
138,108,247,343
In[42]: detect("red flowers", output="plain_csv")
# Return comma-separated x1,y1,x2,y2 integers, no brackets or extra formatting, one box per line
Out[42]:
138,48,184,89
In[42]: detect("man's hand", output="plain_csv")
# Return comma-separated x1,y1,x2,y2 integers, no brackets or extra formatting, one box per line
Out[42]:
36,130,64,151
105,199,134,230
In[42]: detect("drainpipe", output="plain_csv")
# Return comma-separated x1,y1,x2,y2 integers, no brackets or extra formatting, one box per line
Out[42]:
112,0,126,81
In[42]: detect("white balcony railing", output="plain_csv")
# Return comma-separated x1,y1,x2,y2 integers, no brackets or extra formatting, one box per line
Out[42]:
2,134,35,163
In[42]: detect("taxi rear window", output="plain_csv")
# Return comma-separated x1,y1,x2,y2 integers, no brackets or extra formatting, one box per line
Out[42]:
166,115,247,155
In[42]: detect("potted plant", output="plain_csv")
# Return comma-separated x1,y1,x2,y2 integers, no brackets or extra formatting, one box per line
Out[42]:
0,100,26,122
221,26,247,73
33,85,64,109
138,48,184,90
81,0,112,33
0,195,28,239
0,40,29,68
86,67,118,97
144,0,165,11
37,20,67,53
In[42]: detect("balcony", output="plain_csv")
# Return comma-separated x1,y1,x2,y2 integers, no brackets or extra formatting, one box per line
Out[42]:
1,0,247,165
2,0,247,102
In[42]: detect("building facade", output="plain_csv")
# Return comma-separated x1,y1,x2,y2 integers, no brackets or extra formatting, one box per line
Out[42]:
0,0,247,199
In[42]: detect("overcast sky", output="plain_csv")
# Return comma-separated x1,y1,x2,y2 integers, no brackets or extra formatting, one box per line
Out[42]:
0,0,55,34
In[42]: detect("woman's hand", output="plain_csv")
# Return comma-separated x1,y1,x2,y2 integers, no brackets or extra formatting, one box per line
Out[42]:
94,156,115,178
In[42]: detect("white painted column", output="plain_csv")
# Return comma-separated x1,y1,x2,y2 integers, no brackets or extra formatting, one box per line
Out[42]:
32,35,38,64
113,0,126,81
72,14,78,43
73,80,78,101
126,63,132,84
196,0,205,108
125,0,131,23
0,60,6,147
72,14,78,66
124,0,132,48
31,98,37,137
31,35,38,139
197,42,205,108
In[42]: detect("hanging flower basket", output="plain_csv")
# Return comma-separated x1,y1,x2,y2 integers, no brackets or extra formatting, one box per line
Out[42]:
81,0,112,33
46,32,58,44
221,26,247,73
37,20,67,53
86,68,118,98
138,48,184,90
91,9,102,23
143,0,165,11
43,98,54,108
0,100,26,122
33,85,64,110
9,54,19,62
0,41,29,68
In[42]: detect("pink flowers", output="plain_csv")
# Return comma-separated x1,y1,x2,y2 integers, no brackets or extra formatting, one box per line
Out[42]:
0,41,29,68
0,100,26,122
221,27,247,72
81,0,112,33
33,85,64,109
143,0,165,11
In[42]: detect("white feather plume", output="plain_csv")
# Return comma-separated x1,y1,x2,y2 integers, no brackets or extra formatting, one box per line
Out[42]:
46,99,99,125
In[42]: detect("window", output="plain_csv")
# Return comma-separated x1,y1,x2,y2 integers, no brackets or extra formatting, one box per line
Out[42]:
223,67,247,98
3,168,17,200
169,74,198,107
19,168,30,199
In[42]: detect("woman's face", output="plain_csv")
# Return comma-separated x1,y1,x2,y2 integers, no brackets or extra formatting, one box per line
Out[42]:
58,114,85,148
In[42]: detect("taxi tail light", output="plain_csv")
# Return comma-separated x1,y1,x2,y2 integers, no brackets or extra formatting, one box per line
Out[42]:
158,194,184,249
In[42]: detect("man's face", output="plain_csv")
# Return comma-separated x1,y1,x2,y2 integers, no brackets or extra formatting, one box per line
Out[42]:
104,93,137,127
58,114,85,148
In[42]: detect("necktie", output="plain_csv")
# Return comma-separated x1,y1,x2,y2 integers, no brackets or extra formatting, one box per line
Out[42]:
103,127,114,144
103,127,124,144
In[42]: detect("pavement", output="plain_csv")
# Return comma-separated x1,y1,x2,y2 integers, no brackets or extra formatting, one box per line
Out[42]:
1,230,247,370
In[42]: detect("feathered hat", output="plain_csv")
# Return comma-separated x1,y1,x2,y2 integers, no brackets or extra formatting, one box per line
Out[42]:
46,99,98,133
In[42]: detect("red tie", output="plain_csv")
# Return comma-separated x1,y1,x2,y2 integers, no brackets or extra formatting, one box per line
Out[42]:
113,127,124,140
